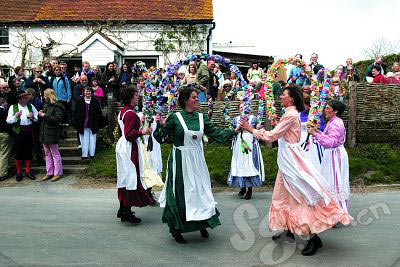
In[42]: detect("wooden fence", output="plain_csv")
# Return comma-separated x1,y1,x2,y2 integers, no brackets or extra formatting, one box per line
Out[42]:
108,82,400,145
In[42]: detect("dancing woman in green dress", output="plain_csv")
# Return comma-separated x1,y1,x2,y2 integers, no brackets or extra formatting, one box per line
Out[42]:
154,85,235,243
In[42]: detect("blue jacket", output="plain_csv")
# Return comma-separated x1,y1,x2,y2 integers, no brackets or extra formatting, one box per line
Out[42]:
51,76,71,102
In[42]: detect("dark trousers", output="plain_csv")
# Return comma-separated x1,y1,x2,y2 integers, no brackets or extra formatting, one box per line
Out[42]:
14,130,33,160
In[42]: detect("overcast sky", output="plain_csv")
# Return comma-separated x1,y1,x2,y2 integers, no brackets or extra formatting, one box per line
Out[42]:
212,0,400,69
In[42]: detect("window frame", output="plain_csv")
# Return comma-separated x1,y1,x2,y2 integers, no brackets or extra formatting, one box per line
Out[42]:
0,27,9,47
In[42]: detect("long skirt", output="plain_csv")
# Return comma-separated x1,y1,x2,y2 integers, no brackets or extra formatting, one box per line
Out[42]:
269,172,352,236
162,149,220,234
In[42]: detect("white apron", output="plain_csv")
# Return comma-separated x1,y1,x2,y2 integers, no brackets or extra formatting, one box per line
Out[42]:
320,144,350,212
116,110,146,190
230,115,264,180
149,119,163,174
158,112,217,221
299,120,324,170
277,137,331,206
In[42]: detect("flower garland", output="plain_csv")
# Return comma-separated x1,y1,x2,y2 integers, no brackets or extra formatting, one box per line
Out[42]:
257,98,265,124
143,79,155,125
153,53,246,119
142,78,155,151
307,68,332,128
240,84,253,154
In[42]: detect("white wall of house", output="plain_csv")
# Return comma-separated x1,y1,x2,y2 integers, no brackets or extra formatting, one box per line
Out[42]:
0,23,211,71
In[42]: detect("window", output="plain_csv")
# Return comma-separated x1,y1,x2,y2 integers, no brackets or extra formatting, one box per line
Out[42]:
124,57,158,69
0,28,9,45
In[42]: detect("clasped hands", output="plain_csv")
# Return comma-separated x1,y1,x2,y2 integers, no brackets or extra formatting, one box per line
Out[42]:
237,120,262,134
306,126,319,136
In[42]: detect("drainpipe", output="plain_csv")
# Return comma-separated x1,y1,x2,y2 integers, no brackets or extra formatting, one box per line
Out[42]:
206,22,216,54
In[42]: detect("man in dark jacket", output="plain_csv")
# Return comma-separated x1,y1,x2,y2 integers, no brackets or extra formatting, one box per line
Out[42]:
0,82,16,106
25,66,51,102
0,97,11,181
8,66,27,94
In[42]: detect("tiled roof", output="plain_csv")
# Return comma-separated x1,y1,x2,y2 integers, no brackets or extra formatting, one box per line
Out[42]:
0,0,213,23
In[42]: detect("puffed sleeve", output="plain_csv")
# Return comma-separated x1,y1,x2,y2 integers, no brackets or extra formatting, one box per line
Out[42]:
315,120,345,149
253,112,297,142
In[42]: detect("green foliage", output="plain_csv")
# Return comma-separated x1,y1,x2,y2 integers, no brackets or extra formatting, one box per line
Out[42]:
153,25,206,64
84,142,400,186
354,53,400,80
347,144,400,184
96,126,113,152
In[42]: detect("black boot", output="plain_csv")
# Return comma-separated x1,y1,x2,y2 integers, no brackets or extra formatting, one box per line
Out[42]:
245,187,252,200
301,234,322,256
200,229,209,238
121,208,141,224
118,203,134,218
172,233,186,243
238,187,246,197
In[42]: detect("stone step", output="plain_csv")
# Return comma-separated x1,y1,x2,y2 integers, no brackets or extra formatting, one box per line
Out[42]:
59,138,78,147
31,165,87,175
61,156,88,165
59,147,81,157
65,130,77,138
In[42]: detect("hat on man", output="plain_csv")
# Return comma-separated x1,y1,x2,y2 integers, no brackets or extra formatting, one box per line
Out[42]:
16,88,28,98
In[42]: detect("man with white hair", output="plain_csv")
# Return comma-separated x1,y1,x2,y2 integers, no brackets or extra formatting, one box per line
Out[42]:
343,58,360,82
0,82,16,105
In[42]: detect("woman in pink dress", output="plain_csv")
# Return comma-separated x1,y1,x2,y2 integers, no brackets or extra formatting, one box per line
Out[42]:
240,85,352,256
307,100,350,213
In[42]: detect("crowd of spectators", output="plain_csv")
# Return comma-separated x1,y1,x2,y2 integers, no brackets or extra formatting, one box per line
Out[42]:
0,53,398,183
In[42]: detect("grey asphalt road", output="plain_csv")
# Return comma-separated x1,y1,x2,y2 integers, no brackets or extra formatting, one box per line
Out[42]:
0,179,399,267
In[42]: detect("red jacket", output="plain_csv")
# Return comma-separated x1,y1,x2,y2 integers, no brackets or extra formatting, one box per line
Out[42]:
372,74,385,84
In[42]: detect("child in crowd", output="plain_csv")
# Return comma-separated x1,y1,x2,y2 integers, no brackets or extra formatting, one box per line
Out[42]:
92,78,104,106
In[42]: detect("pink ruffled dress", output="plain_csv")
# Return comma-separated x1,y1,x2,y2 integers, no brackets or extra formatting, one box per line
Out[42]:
253,106,353,236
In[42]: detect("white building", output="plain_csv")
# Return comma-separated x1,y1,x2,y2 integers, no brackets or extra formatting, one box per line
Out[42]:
0,0,215,74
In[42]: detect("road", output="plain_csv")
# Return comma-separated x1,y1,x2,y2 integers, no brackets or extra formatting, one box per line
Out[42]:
0,178,399,267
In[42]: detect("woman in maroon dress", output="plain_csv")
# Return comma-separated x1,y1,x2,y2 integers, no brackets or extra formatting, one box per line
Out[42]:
116,86,155,224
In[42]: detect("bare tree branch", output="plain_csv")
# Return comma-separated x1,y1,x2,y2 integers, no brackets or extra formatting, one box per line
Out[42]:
363,37,400,59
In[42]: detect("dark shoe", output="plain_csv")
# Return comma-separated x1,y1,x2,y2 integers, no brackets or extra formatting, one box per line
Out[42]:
26,173,36,180
245,188,252,200
81,157,88,160
90,156,95,159
238,187,246,197
16,173,23,182
121,211,141,224
172,233,186,243
272,230,295,242
117,208,134,218
301,235,322,256
0,175,8,181
200,229,209,238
